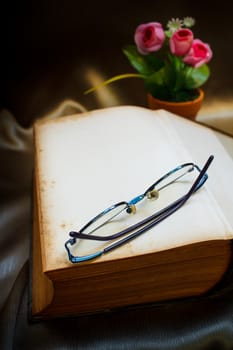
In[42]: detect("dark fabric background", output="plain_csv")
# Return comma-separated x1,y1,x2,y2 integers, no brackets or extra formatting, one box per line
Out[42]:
1,0,233,126
1,1,233,349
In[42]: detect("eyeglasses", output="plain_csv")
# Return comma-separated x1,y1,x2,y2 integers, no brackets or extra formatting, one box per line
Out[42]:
65,155,214,263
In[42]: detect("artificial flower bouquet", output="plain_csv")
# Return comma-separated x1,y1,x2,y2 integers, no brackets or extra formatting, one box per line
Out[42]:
86,17,213,103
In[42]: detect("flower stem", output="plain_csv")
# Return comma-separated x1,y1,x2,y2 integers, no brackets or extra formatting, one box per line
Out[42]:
84,73,142,94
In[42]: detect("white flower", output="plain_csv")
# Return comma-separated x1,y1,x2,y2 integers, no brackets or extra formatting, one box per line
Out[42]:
183,17,195,28
167,18,183,33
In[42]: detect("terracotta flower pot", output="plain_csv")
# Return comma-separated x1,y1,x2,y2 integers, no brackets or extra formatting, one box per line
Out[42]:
147,88,204,120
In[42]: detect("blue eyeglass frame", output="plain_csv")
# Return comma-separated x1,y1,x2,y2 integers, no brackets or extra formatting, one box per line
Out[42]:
65,155,214,263
71,162,203,235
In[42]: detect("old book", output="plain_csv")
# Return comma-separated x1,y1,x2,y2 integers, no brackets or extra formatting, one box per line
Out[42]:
31,105,233,320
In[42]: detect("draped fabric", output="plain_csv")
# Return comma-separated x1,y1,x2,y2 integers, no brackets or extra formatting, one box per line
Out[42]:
1,102,233,350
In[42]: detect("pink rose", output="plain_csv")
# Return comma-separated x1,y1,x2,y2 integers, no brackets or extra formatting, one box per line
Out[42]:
170,29,193,56
134,22,165,55
183,39,213,67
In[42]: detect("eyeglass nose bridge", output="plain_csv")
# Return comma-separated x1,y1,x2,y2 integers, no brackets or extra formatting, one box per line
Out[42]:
127,193,145,214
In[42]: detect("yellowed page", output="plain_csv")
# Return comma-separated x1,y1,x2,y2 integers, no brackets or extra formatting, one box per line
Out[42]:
34,106,233,272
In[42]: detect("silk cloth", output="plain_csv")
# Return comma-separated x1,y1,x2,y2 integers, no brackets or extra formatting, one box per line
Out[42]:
1,101,233,350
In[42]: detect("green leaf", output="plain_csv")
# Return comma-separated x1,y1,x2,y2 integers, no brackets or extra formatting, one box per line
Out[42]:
144,62,202,102
123,45,164,76
144,66,171,100
184,64,210,89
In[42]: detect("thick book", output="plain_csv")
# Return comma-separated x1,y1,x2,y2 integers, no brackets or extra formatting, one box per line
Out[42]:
31,105,233,320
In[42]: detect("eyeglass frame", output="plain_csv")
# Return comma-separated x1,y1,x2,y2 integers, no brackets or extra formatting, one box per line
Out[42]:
65,155,214,263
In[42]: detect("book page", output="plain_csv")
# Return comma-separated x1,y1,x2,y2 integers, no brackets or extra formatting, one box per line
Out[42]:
34,106,233,272
158,112,233,235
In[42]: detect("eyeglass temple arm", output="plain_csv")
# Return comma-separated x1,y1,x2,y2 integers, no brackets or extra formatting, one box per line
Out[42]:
184,155,213,199
69,158,210,243
103,155,214,254
65,155,214,263
71,163,200,242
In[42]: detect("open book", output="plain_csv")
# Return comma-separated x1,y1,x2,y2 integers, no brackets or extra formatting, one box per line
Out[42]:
31,106,233,319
